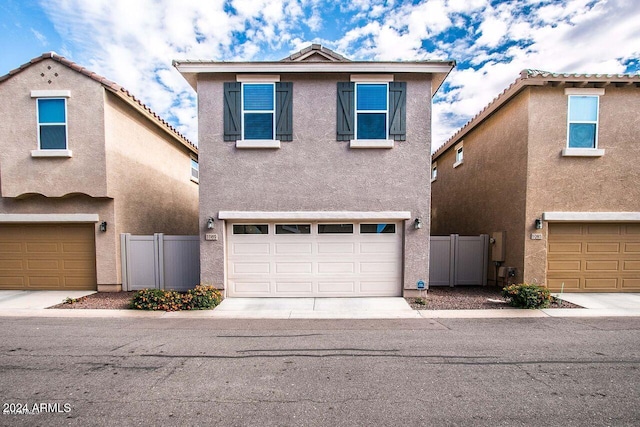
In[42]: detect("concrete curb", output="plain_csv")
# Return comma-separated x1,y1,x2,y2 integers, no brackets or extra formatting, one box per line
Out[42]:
0,307,639,319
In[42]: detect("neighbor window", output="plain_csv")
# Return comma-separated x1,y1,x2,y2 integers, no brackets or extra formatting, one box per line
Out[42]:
355,83,388,140
242,83,275,140
454,143,464,167
37,98,67,149
567,95,599,148
190,158,199,183
431,163,438,181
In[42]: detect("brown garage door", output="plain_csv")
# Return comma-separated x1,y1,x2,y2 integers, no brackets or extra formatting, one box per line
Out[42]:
547,223,640,292
0,224,97,290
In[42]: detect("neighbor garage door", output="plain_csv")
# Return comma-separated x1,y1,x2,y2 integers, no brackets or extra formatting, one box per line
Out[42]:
226,222,402,297
547,223,640,292
0,224,97,290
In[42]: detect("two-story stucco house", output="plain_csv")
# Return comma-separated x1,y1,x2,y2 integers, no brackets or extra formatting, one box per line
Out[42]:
174,44,454,297
431,70,640,293
0,53,199,292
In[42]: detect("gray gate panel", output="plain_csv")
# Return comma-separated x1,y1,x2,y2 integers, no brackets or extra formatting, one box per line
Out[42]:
162,236,200,291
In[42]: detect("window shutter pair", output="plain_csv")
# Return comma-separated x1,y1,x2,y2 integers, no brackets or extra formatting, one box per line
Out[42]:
336,81,407,141
223,82,293,141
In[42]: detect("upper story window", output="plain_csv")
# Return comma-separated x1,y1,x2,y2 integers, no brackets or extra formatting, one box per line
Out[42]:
242,83,275,140
37,98,67,149
223,76,292,149
190,158,199,183
562,88,605,157
30,90,72,157
431,162,437,182
454,142,464,168
355,83,388,140
567,95,599,148
337,77,406,148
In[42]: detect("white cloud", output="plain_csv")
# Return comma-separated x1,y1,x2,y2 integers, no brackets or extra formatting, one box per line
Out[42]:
30,28,48,45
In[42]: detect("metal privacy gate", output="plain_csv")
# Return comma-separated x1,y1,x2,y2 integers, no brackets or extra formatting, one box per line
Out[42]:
120,234,200,291
429,234,489,286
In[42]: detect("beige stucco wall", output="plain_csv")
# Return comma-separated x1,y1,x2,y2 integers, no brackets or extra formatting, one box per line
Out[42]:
103,91,200,285
197,73,433,294
524,85,640,283
431,90,530,284
0,58,108,198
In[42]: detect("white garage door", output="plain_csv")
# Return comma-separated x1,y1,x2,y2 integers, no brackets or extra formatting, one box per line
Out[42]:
226,222,402,297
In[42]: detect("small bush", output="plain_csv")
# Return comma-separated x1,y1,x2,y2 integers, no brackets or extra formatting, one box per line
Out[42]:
129,285,222,311
502,283,552,309
183,285,222,310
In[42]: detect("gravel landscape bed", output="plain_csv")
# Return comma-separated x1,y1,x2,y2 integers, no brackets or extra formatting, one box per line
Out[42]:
50,286,580,310
404,286,579,310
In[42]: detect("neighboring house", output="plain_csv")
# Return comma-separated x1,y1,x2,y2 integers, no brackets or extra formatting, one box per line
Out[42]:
431,70,640,293
174,44,454,297
0,53,199,292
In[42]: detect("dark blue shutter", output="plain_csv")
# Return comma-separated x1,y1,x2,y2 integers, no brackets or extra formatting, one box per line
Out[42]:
276,82,293,141
223,82,241,141
336,82,354,141
388,82,406,141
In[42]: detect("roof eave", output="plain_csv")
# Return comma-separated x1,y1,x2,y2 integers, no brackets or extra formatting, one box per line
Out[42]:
173,60,456,95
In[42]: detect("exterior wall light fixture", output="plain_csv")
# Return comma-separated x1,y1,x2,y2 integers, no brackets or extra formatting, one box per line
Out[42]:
99,221,107,232
207,217,215,229
535,218,543,229
414,218,423,230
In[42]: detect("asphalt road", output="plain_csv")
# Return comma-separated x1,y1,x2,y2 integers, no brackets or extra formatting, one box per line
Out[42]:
1,317,639,426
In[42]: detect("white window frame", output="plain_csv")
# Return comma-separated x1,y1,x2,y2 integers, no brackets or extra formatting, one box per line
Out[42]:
31,90,72,157
563,88,605,157
236,80,279,148
190,157,199,183
431,162,437,182
350,76,395,149
454,142,464,168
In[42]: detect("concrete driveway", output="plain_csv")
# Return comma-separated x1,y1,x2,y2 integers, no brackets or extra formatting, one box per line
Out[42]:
0,290,96,309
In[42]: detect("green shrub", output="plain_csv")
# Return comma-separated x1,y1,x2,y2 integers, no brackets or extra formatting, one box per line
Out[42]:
183,285,222,310
129,285,222,311
502,283,552,309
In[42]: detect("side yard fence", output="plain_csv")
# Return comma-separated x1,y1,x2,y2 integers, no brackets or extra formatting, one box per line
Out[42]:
429,234,489,287
120,234,200,291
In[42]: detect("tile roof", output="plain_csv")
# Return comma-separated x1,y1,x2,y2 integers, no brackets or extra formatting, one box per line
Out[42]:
0,52,196,153
280,44,351,62
432,69,640,160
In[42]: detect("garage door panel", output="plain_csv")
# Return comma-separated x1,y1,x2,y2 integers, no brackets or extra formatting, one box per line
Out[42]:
231,242,270,255
585,260,619,271
318,281,355,294
360,242,398,254
28,276,62,287
548,222,640,292
585,242,620,253
622,279,640,289
547,278,581,289
27,259,60,270
318,262,355,274
548,242,582,253
0,243,23,253
317,242,355,254
233,262,270,274
26,242,59,253
360,262,397,274
0,259,24,269
275,243,312,254
584,278,619,290
622,260,640,271
548,260,581,272
360,281,399,295
231,281,271,294
275,262,313,274
624,243,640,253
275,281,313,293
0,277,26,287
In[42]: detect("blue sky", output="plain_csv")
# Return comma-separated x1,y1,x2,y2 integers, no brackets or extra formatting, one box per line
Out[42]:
1,0,638,148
